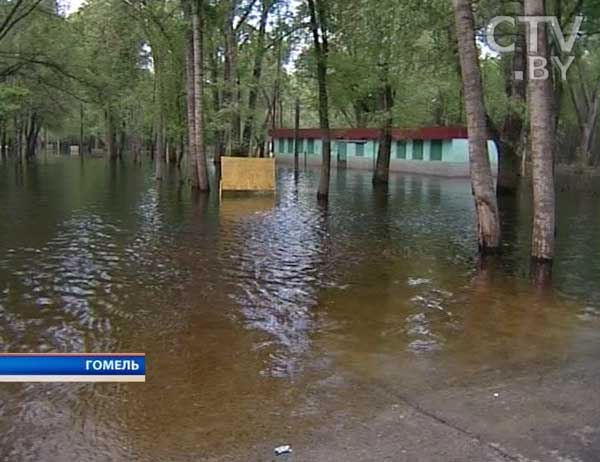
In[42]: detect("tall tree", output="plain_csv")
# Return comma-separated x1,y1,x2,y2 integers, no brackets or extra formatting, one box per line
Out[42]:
525,0,556,281
372,68,393,186
241,0,272,155
453,0,501,253
183,0,198,187
497,2,526,194
307,0,331,200
221,0,255,156
192,0,209,191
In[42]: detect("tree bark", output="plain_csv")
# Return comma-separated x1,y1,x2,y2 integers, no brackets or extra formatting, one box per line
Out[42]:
155,114,164,180
269,20,283,155
579,88,599,165
525,0,556,280
25,112,39,159
105,105,117,160
373,77,394,185
307,0,331,200
184,0,199,187
208,38,224,168
79,103,84,157
241,0,271,155
192,0,209,191
1,119,7,158
224,1,240,155
498,7,526,193
453,0,501,253
294,97,300,169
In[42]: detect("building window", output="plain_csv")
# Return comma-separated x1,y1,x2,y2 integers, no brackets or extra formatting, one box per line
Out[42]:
430,140,443,161
413,140,424,160
278,139,285,153
396,141,407,159
287,139,294,154
307,139,315,154
355,142,365,157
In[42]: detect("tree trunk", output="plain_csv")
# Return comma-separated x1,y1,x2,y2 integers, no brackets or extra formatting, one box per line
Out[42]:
294,97,300,169
453,0,501,253
118,122,126,159
208,39,224,168
155,114,164,180
497,3,526,193
105,105,117,160
192,0,209,191
25,113,38,159
14,115,22,160
373,78,394,185
525,0,556,281
224,2,240,156
578,87,599,165
269,21,283,155
241,0,271,155
1,119,7,158
168,137,177,164
79,103,84,157
308,0,331,200
184,0,198,187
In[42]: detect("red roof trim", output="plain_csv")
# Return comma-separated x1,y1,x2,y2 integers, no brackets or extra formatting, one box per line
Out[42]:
268,127,469,140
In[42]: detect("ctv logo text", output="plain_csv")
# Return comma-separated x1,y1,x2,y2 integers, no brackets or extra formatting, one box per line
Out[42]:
486,16,583,81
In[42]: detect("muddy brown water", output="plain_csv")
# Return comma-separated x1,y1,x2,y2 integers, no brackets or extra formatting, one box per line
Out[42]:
0,157,599,461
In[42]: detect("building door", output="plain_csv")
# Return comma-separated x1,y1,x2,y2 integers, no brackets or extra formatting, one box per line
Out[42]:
337,142,347,167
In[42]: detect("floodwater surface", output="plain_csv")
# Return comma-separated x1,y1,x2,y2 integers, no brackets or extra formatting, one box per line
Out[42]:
0,157,599,461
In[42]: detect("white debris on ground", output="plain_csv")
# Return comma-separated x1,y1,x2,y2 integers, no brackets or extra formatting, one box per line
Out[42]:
274,445,292,456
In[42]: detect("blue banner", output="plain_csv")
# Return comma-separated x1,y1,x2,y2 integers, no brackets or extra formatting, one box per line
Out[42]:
0,354,145,375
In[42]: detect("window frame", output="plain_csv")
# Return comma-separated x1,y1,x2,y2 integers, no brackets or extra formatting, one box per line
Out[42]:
412,140,424,160
396,140,407,159
430,140,443,161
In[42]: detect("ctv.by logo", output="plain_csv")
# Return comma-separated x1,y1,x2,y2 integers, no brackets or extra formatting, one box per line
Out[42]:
486,16,583,81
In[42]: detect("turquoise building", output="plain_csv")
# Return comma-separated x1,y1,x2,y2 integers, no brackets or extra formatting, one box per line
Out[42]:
269,127,498,177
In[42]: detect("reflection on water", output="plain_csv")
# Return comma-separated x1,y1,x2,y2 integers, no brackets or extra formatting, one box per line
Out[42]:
0,158,599,460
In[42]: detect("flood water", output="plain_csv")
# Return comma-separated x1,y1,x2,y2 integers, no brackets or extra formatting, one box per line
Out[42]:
0,157,600,461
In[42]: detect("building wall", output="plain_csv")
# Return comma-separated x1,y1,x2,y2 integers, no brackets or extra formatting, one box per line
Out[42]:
273,137,498,177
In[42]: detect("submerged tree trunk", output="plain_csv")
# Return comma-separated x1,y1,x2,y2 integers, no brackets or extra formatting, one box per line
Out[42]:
79,104,84,157
192,0,209,191
105,105,117,160
453,0,501,253
184,0,198,187
294,98,300,169
155,115,165,180
308,0,331,200
373,78,394,185
25,113,40,159
1,119,7,158
525,0,555,282
118,121,127,159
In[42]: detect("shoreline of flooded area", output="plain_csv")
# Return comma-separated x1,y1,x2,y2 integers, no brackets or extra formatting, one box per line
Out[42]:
0,158,599,461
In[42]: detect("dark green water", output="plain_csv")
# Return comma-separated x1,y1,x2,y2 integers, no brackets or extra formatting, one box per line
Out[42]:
0,156,599,461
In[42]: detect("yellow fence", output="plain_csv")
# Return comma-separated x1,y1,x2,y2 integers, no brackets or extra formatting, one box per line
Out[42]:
220,157,276,193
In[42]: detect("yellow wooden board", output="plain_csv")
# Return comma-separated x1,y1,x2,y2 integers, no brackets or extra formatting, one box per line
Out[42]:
220,157,276,192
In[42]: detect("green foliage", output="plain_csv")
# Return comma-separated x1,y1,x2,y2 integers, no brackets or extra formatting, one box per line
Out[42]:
1,0,599,161
0,84,29,117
